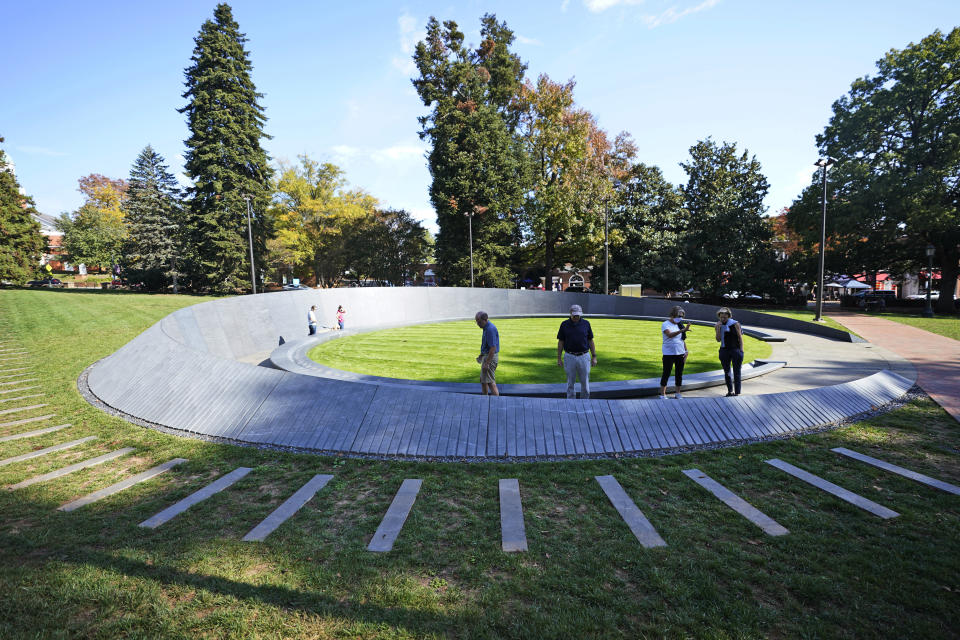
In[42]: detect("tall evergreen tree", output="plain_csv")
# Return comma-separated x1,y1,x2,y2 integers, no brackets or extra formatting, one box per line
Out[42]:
413,15,528,287
123,146,185,291
179,3,272,293
0,139,45,284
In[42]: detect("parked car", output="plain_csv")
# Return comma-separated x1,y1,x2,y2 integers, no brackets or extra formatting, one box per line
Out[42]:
905,292,939,301
27,278,64,288
854,290,898,309
281,283,311,291
723,291,762,300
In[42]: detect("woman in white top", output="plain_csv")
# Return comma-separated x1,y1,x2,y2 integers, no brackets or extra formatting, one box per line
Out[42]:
659,305,690,399
715,307,744,396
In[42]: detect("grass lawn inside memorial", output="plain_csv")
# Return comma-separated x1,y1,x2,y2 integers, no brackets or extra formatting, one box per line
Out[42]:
307,318,774,383
0,289,958,639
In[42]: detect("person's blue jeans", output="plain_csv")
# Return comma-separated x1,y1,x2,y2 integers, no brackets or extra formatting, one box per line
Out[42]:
718,347,743,394
308,323,317,336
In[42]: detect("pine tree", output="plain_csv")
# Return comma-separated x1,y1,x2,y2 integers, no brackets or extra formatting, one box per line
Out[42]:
179,3,272,293
123,146,185,291
0,139,45,284
413,15,528,287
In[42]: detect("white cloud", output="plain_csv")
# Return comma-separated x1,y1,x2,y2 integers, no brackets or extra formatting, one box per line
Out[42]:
515,34,543,46
641,0,721,28
561,0,571,12
371,144,427,164
15,145,67,157
392,11,424,76
583,0,721,28
331,144,361,158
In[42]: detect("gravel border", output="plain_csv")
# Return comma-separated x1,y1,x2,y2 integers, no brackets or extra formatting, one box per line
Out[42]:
78,360,922,464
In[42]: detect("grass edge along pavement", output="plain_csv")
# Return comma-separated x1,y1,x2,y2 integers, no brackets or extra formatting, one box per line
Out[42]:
0,289,958,639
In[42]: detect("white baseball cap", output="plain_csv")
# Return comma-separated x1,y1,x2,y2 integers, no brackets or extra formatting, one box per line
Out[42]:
570,304,583,315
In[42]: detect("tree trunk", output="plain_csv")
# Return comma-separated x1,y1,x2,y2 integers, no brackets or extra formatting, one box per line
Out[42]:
935,245,958,314
544,227,555,284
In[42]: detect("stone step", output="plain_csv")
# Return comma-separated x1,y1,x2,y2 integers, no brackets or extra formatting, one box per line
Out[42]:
0,414,55,429
0,404,48,417
0,386,41,396
832,447,960,496
0,378,37,386
0,394,44,404
9,448,136,489
682,468,789,536
0,423,70,443
0,436,97,467
766,458,899,519
499,478,528,552
140,467,253,529
242,473,333,541
368,479,423,552
59,458,188,512
595,475,667,548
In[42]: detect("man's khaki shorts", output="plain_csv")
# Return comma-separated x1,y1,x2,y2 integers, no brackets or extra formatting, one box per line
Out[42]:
480,352,499,383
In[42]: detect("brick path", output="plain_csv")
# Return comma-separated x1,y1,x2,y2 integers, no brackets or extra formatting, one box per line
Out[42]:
828,311,960,423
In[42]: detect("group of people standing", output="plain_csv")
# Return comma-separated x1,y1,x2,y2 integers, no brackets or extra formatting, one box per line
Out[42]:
475,304,745,400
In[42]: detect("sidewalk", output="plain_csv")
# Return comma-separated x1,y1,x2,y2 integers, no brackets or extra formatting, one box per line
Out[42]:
828,311,960,423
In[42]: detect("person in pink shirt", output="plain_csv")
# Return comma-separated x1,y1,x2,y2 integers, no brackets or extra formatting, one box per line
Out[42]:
336,305,345,330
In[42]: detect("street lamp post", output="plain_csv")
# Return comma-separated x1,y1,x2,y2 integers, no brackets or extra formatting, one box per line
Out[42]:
604,196,609,296
243,194,257,295
923,243,935,318
813,158,835,322
464,209,474,288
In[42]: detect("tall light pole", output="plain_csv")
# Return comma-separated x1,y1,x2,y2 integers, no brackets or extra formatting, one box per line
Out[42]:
923,243,935,318
604,197,609,296
243,194,257,295
814,158,835,322
465,205,486,288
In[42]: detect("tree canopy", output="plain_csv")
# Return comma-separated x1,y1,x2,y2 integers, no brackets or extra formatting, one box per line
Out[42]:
0,139,45,284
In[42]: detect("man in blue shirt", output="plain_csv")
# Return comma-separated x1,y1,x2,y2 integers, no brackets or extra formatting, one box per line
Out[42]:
556,304,597,399
475,310,500,396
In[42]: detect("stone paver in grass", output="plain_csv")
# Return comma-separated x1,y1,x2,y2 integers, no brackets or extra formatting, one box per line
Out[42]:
595,475,667,548
242,473,333,541
682,469,789,536
0,369,31,378
59,458,188,512
0,404,48,417
499,478,528,552
0,423,70,443
0,394,44,404
765,458,900,519
832,447,960,496
0,436,97,467
9,448,136,490
0,378,37,386
141,467,253,529
0,386,41,396
368,478,423,552
0,414,55,429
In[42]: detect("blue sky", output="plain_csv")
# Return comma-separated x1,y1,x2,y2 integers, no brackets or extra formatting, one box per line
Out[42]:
5,1,959,230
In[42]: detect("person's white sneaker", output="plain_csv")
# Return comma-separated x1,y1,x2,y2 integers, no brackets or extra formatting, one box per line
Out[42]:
658,395,667,400
674,393,683,399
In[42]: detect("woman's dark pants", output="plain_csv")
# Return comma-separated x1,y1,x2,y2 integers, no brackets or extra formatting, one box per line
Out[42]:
718,347,743,394
660,355,685,389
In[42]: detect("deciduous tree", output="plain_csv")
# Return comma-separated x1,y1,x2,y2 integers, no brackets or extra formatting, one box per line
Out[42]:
57,174,129,272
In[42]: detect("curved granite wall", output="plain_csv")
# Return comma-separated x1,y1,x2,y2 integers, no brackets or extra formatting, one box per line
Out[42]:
84,288,908,460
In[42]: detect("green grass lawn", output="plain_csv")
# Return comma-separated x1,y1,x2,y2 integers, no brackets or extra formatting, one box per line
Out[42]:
741,307,854,334
0,289,958,639
869,311,960,342
308,318,773,383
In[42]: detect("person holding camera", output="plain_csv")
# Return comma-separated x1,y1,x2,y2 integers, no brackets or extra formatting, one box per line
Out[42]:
659,305,690,399
715,306,744,396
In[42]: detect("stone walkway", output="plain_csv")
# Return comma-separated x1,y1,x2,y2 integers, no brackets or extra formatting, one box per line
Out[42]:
827,311,960,424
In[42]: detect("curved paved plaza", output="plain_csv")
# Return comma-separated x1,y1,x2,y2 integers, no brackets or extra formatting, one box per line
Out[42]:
83,288,916,460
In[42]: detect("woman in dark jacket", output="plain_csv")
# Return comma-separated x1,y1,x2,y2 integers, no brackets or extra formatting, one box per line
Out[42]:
714,307,744,396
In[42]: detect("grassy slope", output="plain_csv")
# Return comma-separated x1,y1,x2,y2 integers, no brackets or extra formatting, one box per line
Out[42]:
740,307,853,334
0,289,958,639
307,318,773,384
